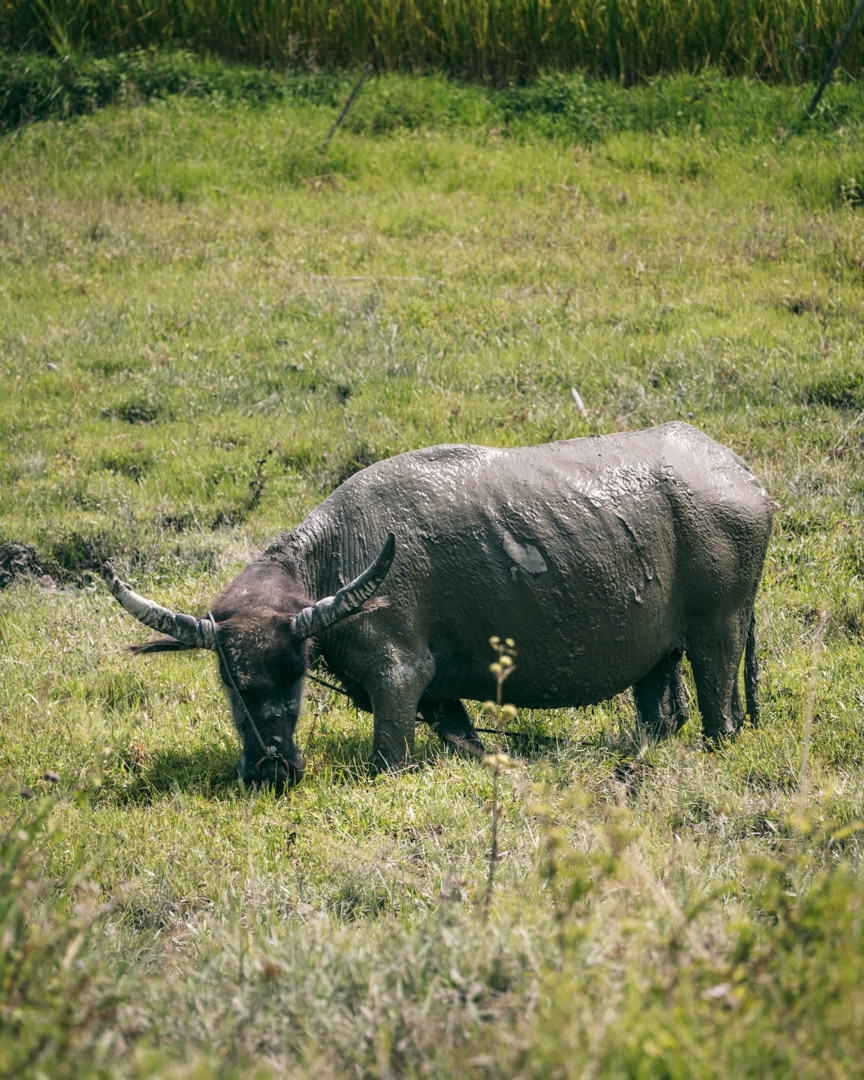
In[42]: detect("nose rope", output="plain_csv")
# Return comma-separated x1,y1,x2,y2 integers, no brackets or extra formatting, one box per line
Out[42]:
207,612,291,779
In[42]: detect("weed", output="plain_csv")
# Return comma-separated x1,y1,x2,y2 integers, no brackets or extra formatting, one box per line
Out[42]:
480,636,517,921
0,802,133,1079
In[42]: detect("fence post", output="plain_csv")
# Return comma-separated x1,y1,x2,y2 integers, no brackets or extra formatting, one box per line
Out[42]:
806,0,864,116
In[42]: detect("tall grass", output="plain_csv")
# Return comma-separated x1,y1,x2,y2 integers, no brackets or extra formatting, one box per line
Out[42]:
3,0,864,82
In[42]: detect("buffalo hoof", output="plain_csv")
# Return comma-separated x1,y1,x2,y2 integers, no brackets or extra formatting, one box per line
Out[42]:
372,757,419,777
438,732,485,759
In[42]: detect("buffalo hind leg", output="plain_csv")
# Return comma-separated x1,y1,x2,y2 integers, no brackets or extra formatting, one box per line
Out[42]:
419,699,485,755
633,649,689,739
686,611,749,741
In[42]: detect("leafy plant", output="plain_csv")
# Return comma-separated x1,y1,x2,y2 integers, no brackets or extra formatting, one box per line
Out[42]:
0,801,126,1079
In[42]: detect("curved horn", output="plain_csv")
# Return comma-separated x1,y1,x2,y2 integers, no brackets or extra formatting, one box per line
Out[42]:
102,563,217,650
292,532,395,640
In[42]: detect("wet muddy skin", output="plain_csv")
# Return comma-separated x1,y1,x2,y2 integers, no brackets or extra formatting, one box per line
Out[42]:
107,423,772,781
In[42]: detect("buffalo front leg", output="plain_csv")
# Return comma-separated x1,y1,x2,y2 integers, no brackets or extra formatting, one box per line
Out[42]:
418,699,485,755
370,660,434,772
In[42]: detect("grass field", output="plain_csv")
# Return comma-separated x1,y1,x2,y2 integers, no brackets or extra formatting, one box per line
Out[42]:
2,71,864,1078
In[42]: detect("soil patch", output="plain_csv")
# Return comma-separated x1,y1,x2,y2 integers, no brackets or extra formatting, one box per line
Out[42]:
0,543,52,589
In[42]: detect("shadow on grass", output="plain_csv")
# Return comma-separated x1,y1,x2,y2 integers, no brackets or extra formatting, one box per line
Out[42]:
98,715,665,804
102,731,382,802
100,744,241,804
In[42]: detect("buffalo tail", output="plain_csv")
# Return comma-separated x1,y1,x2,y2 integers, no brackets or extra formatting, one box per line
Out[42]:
744,612,759,728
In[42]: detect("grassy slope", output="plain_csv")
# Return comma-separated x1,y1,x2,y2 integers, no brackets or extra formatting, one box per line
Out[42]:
1,76,864,1077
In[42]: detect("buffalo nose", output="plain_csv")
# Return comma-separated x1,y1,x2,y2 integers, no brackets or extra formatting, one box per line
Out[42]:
250,753,304,793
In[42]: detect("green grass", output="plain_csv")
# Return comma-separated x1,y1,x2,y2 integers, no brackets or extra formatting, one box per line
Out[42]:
2,73,864,1077
10,50,864,138
4,0,864,81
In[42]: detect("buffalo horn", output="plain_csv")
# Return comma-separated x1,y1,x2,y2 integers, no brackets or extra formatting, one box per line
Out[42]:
292,532,395,640
102,564,217,650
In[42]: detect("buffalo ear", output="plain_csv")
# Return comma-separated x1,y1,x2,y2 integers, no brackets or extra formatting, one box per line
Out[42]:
125,637,192,655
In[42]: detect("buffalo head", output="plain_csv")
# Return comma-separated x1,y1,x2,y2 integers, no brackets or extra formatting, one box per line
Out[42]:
102,534,395,792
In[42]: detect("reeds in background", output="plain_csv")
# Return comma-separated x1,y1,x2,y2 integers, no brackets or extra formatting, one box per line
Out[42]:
3,0,862,82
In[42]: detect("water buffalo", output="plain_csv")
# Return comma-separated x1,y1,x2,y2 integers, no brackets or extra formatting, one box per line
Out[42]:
104,422,772,788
